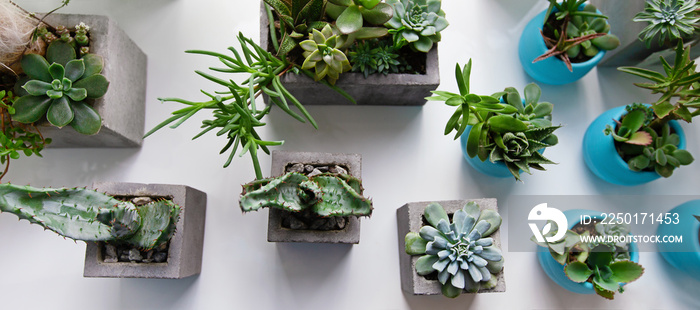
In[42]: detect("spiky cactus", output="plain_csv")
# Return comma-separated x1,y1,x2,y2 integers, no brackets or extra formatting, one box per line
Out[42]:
0,184,180,250
239,172,372,217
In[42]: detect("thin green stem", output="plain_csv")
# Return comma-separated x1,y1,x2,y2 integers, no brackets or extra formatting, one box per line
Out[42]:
265,4,279,53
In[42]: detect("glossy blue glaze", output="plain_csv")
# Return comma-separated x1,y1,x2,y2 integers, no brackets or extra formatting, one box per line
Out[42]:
518,6,606,85
537,209,640,294
582,105,686,186
657,200,700,280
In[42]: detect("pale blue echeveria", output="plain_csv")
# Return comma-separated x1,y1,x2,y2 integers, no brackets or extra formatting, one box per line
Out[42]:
405,202,504,298
385,0,449,52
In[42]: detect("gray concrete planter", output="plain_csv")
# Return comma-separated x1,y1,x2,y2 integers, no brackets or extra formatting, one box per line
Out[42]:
36,14,146,147
591,0,700,66
267,151,363,244
84,182,207,279
396,199,506,295
259,2,439,106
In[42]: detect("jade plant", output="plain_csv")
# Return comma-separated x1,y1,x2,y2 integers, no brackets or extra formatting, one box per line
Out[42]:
605,41,700,177
634,0,700,48
384,0,448,52
404,202,504,298
239,171,372,217
536,0,620,71
534,221,644,299
0,183,181,250
427,60,560,181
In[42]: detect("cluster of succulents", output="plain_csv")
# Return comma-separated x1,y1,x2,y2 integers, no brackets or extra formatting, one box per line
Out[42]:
607,42,700,178
536,1,620,71
533,220,644,299
239,171,372,217
0,183,181,250
428,60,560,181
634,0,700,47
404,202,504,298
348,39,406,77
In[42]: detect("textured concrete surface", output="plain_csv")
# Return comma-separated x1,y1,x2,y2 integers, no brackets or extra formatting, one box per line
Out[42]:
259,2,439,106
84,182,207,279
266,151,362,243
397,199,506,296
37,14,147,147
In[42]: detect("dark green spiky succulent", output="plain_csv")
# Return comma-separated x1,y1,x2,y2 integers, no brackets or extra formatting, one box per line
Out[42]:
634,0,700,47
385,0,448,52
240,171,372,217
326,0,393,40
404,202,504,298
348,41,378,77
0,183,180,250
348,39,403,77
300,25,352,84
11,40,109,135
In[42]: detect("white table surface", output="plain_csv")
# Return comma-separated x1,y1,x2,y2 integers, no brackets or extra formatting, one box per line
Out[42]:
2,0,700,309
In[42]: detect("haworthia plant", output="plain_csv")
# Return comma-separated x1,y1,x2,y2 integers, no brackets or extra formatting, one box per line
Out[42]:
0,184,180,250
239,172,372,217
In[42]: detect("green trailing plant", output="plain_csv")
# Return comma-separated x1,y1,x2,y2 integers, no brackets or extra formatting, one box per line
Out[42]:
384,0,448,52
348,39,404,77
0,183,181,250
326,0,393,40
239,171,372,217
404,202,504,298
634,0,700,48
144,34,343,181
536,1,620,71
607,41,700,177
301,24,352,84
263,0,328,56
11,40,108,135
427,60,560,181
533,220,644,300
0,90,50,181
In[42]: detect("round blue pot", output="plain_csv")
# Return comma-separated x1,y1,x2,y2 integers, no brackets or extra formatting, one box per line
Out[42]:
657,200,700,280
518,6,606,85
582,105,686,186
460,125,512,178
537,209,640,294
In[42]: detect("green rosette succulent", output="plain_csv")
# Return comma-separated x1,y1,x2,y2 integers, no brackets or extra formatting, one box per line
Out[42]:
634,0,700,47
385,0,449,52
300,25,352,85
326,0,393,40
11,40,109,135
405,202,504,298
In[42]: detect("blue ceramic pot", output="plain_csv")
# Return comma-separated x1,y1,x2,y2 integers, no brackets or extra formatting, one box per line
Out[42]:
582,105,686,186
518,6,607,85
460,125,512,178
657,200,700,280
537,209,640,294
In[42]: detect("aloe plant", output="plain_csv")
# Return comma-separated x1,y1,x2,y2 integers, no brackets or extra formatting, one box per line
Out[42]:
0,183,180,250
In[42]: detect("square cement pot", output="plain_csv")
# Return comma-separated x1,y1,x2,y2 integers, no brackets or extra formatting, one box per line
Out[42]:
259,2,439,106
397,199,506,295
84,182,207,279
267,150,363,244
35,14,147,147
590,0,700,66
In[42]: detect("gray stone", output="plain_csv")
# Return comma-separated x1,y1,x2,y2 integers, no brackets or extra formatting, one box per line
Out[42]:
287,163,304,173
330,165,348,175
591,0,700,66
307,168,323,177
36,14,147,148
104,244,118,263
84,182,207,279
153,252,168,263
128,249,142,262
396,199,506,296
259,3,439,106
288,215,307,230
267,151,363,244
304,165,315,173
317,166,329,172
131,197,152,206
336,217,346,229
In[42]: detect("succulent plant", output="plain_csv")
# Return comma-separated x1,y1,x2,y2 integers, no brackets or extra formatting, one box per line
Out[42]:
604,103,655,146
240,171,372,217
618,123,694,177
348,39,404,77
11,40,109,135
536,1,619,71
530,221,589,265
300,25,352,84
488,127,559,181
404,202,504,298
385,0,448,52
263,0,328,56
326,0,393,40
0,183,181,250
634,0,700,47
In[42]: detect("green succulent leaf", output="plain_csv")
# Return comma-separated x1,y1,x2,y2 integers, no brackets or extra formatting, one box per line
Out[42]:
565,261,593,283
81,54,105,77
424,202,449,228
415,254,439,275
609,261,645,283
46,41,76,66
73,74,110,99
11,96,53,123
405,232,428,255
21,54,52,82
64,59,86,81
47,97,74,127
22,80,53,96
487,115,529,133
336,4,363,34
